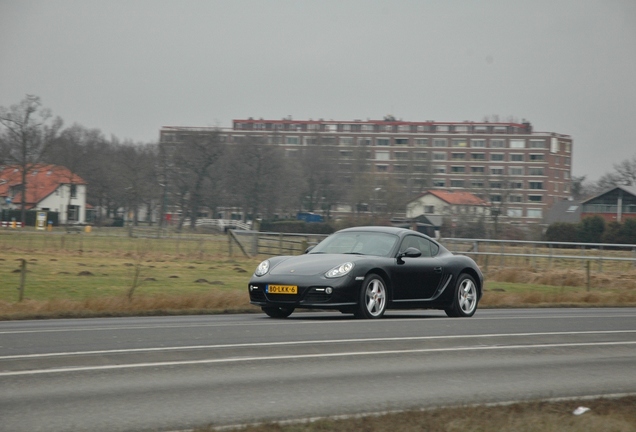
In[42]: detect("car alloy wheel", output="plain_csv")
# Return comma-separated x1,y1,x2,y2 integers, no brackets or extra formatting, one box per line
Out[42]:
445,274,478,317
356,274,387,319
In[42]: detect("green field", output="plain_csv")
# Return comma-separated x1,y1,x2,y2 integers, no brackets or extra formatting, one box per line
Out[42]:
1,229,635,319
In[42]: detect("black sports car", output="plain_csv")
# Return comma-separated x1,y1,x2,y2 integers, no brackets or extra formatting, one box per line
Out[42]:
248,226,483,319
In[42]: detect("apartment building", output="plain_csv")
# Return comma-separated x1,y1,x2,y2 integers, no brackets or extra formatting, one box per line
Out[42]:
160,118,573,222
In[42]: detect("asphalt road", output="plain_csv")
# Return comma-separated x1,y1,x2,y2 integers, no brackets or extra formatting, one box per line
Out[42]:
1,308,635,432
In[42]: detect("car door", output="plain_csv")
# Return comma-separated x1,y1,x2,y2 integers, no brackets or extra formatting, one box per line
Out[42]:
390,235,444,301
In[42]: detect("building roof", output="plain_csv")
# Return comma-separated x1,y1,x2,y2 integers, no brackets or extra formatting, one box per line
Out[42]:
414,190,489,206
0,164,86,209
581,184,636,204
544,199,583,224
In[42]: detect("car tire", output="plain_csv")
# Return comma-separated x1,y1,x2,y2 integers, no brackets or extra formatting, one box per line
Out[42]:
354,274,387,319
262,306,295,318
445,273,478,318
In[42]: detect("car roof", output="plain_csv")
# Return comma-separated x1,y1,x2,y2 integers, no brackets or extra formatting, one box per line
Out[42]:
337,226,421,237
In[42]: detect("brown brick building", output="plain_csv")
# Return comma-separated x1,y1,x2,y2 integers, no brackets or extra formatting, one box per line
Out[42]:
160,118,573,222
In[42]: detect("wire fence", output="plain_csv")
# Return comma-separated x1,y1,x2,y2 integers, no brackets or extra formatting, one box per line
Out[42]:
440,238,636,272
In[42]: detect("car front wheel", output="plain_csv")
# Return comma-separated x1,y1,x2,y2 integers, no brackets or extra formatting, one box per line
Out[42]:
355,274,387,319
445,273,478,317
262,306,294,318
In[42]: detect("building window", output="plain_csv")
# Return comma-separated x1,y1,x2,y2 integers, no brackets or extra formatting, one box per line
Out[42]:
491,153,505,161
339,150,353,158
339,137,354,146
433,179,446,187
436,125,450,132
470,180,484,188
529,140,546,149
395,138,409,146
529,181,544,190
510,139,525,149
490,194,502,203
70,184,77,198
471,153,485,160
376,164,388,172
376,138,390,146
528,167,544,176
508,195,522,203
510,181,524,189
414,165,427,173
362,124,374,132
394,151,409,160
471,139,486,148
489,181,503,189
510,153,524,162
451,180,465,188
286,136,299,145
414,152,428,160
491,168,504,175
375,151,390,161
490,139,505,148
397,125,410,133
433,166,446,174
424,205,435,214
433,152,446,161
509,167,524,176
451,139,468,148
450,166,466,173
529,153,545,161
528,195,543,202
471,166,485,173
415,138,429,147
451,153,466,160
433,138,447,147
304,137,316,145
527,208,543,218
358,138,372,146
507,208,523,217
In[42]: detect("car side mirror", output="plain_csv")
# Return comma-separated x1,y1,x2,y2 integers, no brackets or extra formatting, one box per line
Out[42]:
397,247,421,264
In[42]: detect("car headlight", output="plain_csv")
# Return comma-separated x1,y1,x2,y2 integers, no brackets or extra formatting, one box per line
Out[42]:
325,262,354,278
254,260,270,276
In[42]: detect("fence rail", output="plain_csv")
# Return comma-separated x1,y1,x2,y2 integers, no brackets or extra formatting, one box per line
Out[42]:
440,238,636,271
229,231,636,272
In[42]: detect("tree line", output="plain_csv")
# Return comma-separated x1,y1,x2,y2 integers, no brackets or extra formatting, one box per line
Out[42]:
0,95,401,228
2,95,635,231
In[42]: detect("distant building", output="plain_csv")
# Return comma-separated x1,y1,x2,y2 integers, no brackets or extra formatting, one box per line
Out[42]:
406,189,490,231
0,164,88,224
160,118,573,222
580,185,636,222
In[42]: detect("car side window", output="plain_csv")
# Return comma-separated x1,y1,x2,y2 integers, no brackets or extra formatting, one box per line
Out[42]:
399,235,438,258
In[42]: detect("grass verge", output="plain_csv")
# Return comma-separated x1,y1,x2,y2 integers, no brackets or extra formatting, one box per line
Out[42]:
1,232,635,319
198,395,636,432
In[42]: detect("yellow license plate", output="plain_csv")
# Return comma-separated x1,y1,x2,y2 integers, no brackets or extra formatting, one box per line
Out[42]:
268,285,298,294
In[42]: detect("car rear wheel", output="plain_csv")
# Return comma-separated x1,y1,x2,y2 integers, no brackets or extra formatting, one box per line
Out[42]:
445,273,478,317
262,306,295,318
355,274,387,319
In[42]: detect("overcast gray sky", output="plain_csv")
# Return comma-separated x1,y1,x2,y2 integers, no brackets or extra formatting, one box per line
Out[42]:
1,0,635,181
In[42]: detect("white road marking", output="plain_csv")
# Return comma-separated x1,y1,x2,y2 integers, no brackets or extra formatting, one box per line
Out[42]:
1,340,634,377
2,329,635,360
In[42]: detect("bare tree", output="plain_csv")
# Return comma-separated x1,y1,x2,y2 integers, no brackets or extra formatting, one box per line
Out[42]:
223,136,291,221
170,130,225,230
597,154,636,190
0,95,62,224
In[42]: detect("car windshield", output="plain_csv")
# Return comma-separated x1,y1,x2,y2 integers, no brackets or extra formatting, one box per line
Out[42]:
310,231,399,257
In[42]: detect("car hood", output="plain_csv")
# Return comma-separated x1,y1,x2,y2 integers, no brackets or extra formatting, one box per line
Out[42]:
269,254,363,277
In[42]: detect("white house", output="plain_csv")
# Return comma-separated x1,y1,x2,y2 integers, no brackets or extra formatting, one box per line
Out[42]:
0,164,88,225
406,190,490,227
